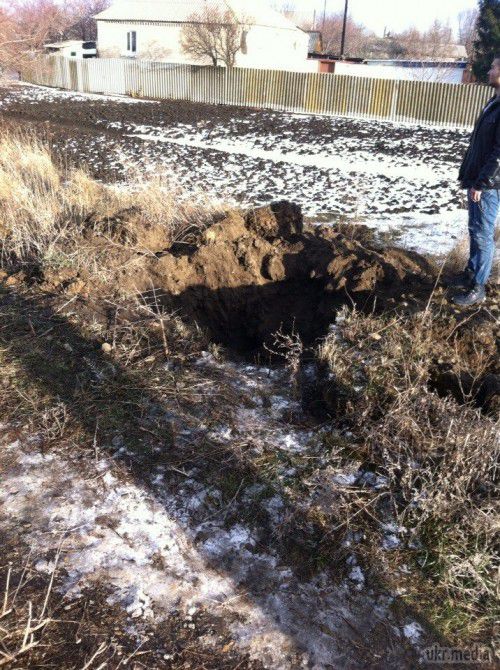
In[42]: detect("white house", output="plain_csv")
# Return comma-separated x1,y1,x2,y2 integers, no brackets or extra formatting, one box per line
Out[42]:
333,60,468,85
44,40,97,59
94,0,310,71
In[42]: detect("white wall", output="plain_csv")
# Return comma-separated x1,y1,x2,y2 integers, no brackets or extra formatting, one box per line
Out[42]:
334,61,464,85
97,21,310,71
236,25,309,71
97,22,180,60
57,44,95,58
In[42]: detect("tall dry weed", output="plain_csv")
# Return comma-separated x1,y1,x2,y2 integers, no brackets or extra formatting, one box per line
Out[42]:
0,131,225,268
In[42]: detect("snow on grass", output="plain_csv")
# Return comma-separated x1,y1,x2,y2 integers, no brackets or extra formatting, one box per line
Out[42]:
0,359,412,668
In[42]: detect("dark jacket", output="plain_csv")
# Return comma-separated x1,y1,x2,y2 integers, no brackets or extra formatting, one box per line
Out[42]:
459,95,500,190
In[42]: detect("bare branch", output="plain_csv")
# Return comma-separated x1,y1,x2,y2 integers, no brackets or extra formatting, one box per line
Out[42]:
181,7,252,68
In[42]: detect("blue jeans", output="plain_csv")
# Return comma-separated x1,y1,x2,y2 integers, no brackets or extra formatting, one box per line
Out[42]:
467,189,500,286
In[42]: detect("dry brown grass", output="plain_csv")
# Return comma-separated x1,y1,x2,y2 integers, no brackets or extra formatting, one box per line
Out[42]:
0,559,57,667
317,306,499,638
0,130,225,270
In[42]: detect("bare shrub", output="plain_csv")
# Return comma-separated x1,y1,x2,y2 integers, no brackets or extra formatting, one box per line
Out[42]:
265,324,303,394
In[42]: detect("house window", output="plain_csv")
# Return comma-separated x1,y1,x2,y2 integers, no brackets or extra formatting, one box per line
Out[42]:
127,31,137,53
70,51,77,57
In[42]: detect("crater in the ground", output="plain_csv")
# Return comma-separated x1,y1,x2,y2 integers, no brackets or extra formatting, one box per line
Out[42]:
134,201,437,354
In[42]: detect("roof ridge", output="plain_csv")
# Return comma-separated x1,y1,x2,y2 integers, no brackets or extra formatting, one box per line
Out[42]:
94,0,303,32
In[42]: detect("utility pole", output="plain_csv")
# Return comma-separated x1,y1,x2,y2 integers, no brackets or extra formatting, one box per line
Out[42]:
322,0,327,33
340,0,348,58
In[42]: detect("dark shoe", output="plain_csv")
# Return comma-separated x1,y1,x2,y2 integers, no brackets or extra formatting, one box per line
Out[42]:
451,284,486,307
447,269,474,289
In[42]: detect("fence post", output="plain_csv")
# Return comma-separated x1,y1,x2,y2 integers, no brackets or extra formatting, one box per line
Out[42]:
390,79,400,122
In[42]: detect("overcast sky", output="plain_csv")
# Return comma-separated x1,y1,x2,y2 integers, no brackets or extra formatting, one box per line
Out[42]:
290,0,478,37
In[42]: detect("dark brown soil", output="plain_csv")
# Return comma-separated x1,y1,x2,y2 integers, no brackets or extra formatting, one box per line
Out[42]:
19,199,496,412
0,85,467,164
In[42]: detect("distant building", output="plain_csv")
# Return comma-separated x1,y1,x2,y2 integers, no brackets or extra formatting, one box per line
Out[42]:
305,54,469,84
306,31,322,54
44,40,97,59
442,44,468,61
336,59,469,85
94,0,310,71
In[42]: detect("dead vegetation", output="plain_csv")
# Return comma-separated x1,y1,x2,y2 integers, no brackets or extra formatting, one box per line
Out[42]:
315,305,499,637
0,561,53,667
0,130,224,270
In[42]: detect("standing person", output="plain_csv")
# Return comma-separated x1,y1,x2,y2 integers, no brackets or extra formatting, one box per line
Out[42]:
452,57,500,306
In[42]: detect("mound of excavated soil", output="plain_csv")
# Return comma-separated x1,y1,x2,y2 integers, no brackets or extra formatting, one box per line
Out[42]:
34,201,438,352
116,201,437,351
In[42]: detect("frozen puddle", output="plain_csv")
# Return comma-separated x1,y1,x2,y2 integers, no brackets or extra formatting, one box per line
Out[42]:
0,359,417,668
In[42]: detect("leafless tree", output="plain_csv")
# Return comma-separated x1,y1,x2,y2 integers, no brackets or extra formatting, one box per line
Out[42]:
319,12,374,58
0,0,70,74
63,0,111,41
181,7,252,68
423,19,454,59
458,8,479,59
386,20,454,60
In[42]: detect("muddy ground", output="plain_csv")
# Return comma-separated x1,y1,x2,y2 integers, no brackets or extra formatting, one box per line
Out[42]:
1,198,498,667
1,202,498,668
0,83,470,227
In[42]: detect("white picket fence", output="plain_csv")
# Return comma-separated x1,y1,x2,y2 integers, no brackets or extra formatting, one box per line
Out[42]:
23,56,492,129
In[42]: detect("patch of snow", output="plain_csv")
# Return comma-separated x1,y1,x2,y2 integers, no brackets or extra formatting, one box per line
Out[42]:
382,534,401,551
0,362,414,667
348,566,365,589
15,81,161,104
403,621,424,644
0,433,399,666
128,131,452,183
331,473,358,486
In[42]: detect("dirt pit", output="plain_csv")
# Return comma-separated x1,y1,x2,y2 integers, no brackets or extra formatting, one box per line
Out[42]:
62,201,436,354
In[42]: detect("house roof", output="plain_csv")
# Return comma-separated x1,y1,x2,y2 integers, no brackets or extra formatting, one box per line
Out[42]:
44,40,86,48
94,0,302,31
446,44,467,60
